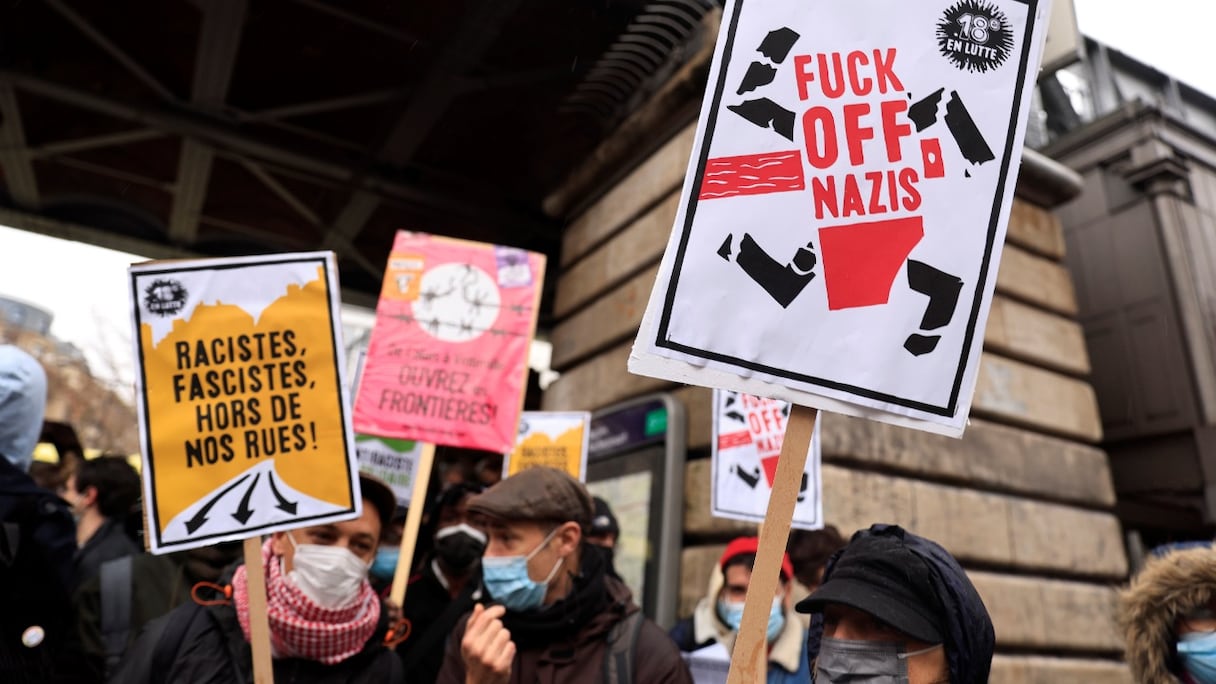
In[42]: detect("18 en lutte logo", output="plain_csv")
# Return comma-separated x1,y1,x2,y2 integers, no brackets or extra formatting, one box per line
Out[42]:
936,0,1014,73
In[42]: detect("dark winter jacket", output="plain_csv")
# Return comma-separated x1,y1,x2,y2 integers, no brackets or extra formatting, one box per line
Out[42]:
112,587,402,684
74,544,242,680
437,549,691,684
1119,545,1216,683
396,557,480,684
806,524,995,684
0,457,78,683
73,517,139,589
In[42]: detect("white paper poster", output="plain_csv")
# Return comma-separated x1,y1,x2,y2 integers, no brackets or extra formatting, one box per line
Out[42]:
630,0,1053,436
711,390,823,530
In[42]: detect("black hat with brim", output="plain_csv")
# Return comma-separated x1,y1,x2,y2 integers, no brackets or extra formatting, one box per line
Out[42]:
796,526,946,644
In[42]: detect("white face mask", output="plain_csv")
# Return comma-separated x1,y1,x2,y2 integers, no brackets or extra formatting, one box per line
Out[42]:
283,532,371,610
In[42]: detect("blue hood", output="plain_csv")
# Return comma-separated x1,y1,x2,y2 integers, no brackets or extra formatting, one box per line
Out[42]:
0,345,47,471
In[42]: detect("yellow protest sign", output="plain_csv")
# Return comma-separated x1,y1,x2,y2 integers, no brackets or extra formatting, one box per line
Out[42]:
130,252,359,553
504,411,591,481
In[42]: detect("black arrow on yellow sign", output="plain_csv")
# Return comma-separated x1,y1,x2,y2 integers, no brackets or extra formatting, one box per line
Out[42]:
232,473,261,525
184,473,253,535
267,472,298,515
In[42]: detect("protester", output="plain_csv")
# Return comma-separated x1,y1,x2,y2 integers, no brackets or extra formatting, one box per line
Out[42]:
587,496,622,580
0,345,78,683
369,505,407,594
669,536,809,683
797,524,994,684
73,542,243,680
114,474,403,682
437,466,692,684
786,525,845,593
1119,543,1216,683
62,454,142,587
396,482,486,683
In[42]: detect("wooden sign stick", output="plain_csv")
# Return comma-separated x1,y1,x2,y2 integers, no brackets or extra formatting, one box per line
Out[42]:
726,405,817,684
243,536,275,684
390,443,436,606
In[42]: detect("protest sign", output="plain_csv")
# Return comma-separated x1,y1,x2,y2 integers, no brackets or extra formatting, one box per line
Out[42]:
630,0,1054,437
129,252,359,555
504,411,592,481
353,232,544,453
712,390,822,530
355,434,424,507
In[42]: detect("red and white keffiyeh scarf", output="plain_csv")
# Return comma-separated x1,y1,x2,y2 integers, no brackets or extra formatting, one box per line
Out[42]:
233,538,381,664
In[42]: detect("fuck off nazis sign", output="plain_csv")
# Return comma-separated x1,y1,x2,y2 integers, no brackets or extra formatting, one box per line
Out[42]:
631,0,1052,436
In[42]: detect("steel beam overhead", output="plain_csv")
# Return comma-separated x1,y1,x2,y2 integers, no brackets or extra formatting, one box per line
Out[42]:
0,84,39,208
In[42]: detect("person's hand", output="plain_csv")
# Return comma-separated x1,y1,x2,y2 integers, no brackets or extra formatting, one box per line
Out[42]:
383,597,402,624
462,603,515,684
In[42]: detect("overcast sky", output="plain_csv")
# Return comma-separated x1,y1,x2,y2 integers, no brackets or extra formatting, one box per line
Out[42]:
0,1,1212,387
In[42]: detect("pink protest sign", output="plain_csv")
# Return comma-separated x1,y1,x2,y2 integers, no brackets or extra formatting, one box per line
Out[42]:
353,232,545,452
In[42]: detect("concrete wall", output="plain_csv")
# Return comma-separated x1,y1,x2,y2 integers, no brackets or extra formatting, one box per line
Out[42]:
541,123,1131,681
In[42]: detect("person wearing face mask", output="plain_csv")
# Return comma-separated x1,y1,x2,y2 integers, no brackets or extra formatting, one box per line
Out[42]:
395,482,487,684
436,466,692,684
797,524,994,684
668,536,809,683
113,474,403,683
1119,543,1216,684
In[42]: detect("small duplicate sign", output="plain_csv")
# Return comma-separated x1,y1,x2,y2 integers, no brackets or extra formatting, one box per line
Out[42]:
712,390,823,530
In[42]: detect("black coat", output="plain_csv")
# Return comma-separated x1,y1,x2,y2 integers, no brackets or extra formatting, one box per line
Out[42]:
73,517,139,590
113,592,402,684
0,458,78,683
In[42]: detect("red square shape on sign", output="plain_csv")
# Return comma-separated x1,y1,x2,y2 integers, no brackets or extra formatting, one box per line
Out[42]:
818,215,924,310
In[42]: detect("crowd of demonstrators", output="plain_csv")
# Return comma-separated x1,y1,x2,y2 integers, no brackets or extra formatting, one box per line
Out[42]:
1119,543,1216,683
670,537,810,683
798,524,995,684
62,455,142,589
396,482,487,683
113,473,403,683
438,466,693,684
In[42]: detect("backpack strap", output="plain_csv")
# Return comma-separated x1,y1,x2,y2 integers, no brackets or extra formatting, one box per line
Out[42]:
100,555,134,677
601,611,645,684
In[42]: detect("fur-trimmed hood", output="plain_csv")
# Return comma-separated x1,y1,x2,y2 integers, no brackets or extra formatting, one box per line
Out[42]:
1119,546,1216,683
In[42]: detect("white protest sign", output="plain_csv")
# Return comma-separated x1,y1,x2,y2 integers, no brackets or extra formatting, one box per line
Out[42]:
712,390,823,530
630,0,1053,436
355,435,424,507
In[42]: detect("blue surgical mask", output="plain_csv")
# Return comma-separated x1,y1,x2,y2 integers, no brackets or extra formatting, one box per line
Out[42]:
1178,631,1216,684
370,546,399,582
717,598,785,643
767,599,786,643
482,527,564,612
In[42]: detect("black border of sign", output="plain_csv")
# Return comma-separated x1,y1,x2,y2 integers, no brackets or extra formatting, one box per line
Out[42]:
655,0,1038,418
131,255,357,550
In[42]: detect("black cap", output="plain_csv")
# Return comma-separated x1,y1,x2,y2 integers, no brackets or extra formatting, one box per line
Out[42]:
590,497,620,537
357,473,398,529
796,525,946,643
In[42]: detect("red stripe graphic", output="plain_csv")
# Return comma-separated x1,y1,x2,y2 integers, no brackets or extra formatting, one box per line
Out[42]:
717,430,753,450
699,150,805,200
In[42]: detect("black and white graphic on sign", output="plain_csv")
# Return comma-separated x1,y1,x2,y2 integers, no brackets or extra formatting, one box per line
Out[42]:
936,0,1014,73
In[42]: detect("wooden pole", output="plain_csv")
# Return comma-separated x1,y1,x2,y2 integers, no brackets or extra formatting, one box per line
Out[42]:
389,443,436,606
243,536,275,684
726,405,817,684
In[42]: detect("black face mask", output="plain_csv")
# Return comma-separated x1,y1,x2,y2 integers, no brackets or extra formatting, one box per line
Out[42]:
590,543,620,580
434,523,487,571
